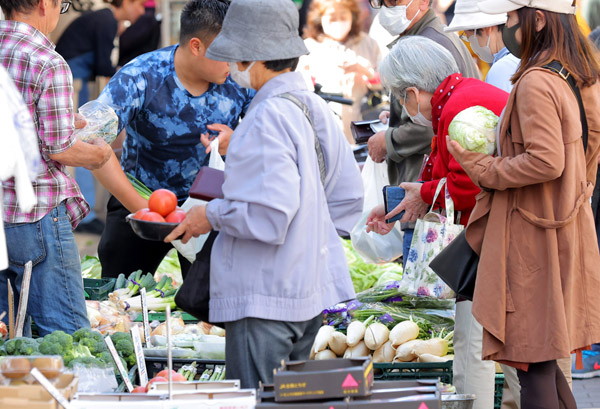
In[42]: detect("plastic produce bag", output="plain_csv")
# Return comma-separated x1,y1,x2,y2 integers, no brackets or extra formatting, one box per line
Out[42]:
72,100,119,144
172,138,225,263
350,157,403,263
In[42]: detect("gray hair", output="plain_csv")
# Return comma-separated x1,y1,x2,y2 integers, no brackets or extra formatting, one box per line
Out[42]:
378,36,459,98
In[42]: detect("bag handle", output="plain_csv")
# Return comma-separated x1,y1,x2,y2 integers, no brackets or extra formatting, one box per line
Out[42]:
277,93,326,186
428,177,456,224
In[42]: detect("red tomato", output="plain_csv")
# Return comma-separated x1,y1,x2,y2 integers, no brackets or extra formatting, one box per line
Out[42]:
140,211,166,223
155,369,177,379
148,189,177,216
155,369,187,382
145,376,168,392
165,209,186,223
131,386,146,393
133,208,150,220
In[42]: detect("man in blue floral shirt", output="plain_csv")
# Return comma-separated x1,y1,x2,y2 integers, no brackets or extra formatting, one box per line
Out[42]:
93,0,254,278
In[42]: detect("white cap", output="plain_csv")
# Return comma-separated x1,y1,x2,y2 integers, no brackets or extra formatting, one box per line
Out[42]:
478,0,576,15
444,0,507,32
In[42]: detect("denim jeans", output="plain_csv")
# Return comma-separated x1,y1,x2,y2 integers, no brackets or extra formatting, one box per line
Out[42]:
0,204,90,336
402,228,414,269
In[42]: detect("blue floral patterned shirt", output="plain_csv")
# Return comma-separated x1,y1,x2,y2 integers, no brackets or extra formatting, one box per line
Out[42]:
98,45,254,200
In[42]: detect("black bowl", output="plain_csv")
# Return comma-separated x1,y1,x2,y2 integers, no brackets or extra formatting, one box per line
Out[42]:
125,214,180,241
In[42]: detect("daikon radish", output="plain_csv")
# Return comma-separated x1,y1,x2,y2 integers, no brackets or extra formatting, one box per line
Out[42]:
389,320,419,347
343,340,370,358
417,353,454,363
373,340,395,363
315,349,337,360
346,320,366,347
313,325,335,354
328,331,348,356
364,322,390,350
412,337,449,358
393,339,422,362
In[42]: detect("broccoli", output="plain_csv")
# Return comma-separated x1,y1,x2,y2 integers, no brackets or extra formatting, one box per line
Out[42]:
98,351,128,374
73,328,107,357
63,343,94,366
4,337,39,355
38,331,73,356
67,356,108,369
0,338,4,347
110,332,136,369
0,345,6,356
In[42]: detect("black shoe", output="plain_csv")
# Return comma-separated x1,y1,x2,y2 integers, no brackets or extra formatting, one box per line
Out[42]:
76,218,105,235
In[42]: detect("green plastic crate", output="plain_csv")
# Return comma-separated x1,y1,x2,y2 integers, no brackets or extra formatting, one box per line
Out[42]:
374,361,453,385
495,373,505,409
83,278,116,300
134,311,199,324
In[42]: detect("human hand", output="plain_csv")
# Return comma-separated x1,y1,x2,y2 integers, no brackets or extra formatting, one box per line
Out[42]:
368,130,387,163
164,205,212,244
201,124,233,155
85,138,112,170
340,62,373,82
379,110,390,125
366,204,396,235
385,182,428,223
74,113,87,129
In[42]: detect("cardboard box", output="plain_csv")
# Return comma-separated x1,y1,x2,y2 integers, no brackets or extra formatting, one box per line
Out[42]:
0,396,57,409
274,358,374,402
0,374,79,402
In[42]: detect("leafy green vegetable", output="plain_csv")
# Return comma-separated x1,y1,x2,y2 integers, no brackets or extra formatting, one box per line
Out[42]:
73,328,108,356
342,239,403,293
110,332,137,369
448,105,498,155
4,337,39,355
80,255,102,279
38,331,73,357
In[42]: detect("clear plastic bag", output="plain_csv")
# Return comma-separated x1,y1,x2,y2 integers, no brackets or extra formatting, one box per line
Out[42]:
350,157,403,263
72,100,119,144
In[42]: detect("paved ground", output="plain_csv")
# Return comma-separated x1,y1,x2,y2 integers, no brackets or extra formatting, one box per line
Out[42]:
574,378,600,408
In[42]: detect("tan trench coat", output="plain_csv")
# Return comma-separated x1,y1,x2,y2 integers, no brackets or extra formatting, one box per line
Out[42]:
460,67,600,363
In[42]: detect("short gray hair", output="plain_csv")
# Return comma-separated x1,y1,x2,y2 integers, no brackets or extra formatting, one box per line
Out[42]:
378,36,459,98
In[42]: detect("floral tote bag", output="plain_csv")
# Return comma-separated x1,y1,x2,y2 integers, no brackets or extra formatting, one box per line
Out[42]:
400,178,463,299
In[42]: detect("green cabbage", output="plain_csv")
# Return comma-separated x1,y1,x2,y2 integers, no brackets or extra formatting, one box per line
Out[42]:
448,106,499,155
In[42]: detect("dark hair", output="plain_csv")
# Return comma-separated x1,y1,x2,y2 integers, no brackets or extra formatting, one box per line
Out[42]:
512,7,600,87
104,0,123,7
263,58,300,72
303,0,362,42
180,0,230,44
0,0,57,18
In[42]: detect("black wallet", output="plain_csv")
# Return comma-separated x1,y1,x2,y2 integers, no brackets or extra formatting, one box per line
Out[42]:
383,186,405,223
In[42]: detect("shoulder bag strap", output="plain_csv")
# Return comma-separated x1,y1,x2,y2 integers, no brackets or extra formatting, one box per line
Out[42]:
276,93,326,186
542,61,588,152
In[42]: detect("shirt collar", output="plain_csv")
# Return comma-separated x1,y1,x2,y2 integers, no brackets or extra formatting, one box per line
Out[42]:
431,73,464,134
492,47,511,65
0,20,56,50
247,71,308,112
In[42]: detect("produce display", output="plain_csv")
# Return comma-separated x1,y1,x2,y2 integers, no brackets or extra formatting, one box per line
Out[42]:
342,239,403,293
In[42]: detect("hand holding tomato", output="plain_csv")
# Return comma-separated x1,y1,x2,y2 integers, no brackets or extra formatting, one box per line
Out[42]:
164,205,211,244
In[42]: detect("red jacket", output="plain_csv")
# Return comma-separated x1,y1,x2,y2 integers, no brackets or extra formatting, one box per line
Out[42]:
420,74,509,225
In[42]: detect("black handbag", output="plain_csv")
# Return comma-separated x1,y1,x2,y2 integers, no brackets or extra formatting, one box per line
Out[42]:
174,230,220,324
429,230,478,301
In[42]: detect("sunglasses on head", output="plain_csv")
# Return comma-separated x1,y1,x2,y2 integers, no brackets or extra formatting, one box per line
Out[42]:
60,0,72,14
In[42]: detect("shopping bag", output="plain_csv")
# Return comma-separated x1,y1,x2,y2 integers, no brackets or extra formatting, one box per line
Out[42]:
172,138,225,263
400,178,462,299
350,157,403,263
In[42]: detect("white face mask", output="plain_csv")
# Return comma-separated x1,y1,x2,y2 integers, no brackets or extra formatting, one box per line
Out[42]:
468,30,494,64
379,0,420,36
322,20,352,41
403,88,432,128
229,61,255,90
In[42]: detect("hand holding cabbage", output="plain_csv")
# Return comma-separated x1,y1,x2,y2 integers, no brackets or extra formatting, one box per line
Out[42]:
448,106,499,155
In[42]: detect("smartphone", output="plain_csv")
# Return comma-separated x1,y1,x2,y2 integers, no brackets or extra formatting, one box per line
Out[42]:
382,186,406,223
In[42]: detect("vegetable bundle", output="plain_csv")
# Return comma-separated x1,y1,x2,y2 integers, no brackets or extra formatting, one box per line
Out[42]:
342,239,403,293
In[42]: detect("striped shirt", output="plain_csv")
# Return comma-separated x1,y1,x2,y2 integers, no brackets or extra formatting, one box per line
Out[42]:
0,20,88,228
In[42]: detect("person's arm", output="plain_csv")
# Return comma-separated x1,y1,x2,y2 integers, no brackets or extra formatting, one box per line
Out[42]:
92,152,148,212
49,138,112,170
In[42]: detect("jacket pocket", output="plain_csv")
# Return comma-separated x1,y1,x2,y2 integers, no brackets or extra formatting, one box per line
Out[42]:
4,221,47,267
221,234,236,270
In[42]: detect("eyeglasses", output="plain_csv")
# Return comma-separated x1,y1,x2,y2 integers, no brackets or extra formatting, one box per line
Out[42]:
369,0,403,9
459,29,476,42
60,0,72,14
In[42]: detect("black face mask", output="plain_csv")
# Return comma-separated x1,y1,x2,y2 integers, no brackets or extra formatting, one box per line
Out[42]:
502,22,522,59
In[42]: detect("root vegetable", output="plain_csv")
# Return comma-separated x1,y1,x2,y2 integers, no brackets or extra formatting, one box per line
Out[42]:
364,322,390,351
417,353,454,363
313,326,335,354
315,349,337,360
373,340,395,363
412,338,449,358
343,341,370,359
346,321,366,347
393,339,422,362
389,320,419,347
328,332,348,356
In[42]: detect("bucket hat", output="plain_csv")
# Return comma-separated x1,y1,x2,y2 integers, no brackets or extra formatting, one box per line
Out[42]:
444,0,507,32
478,0,576,15
206,0,308,62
